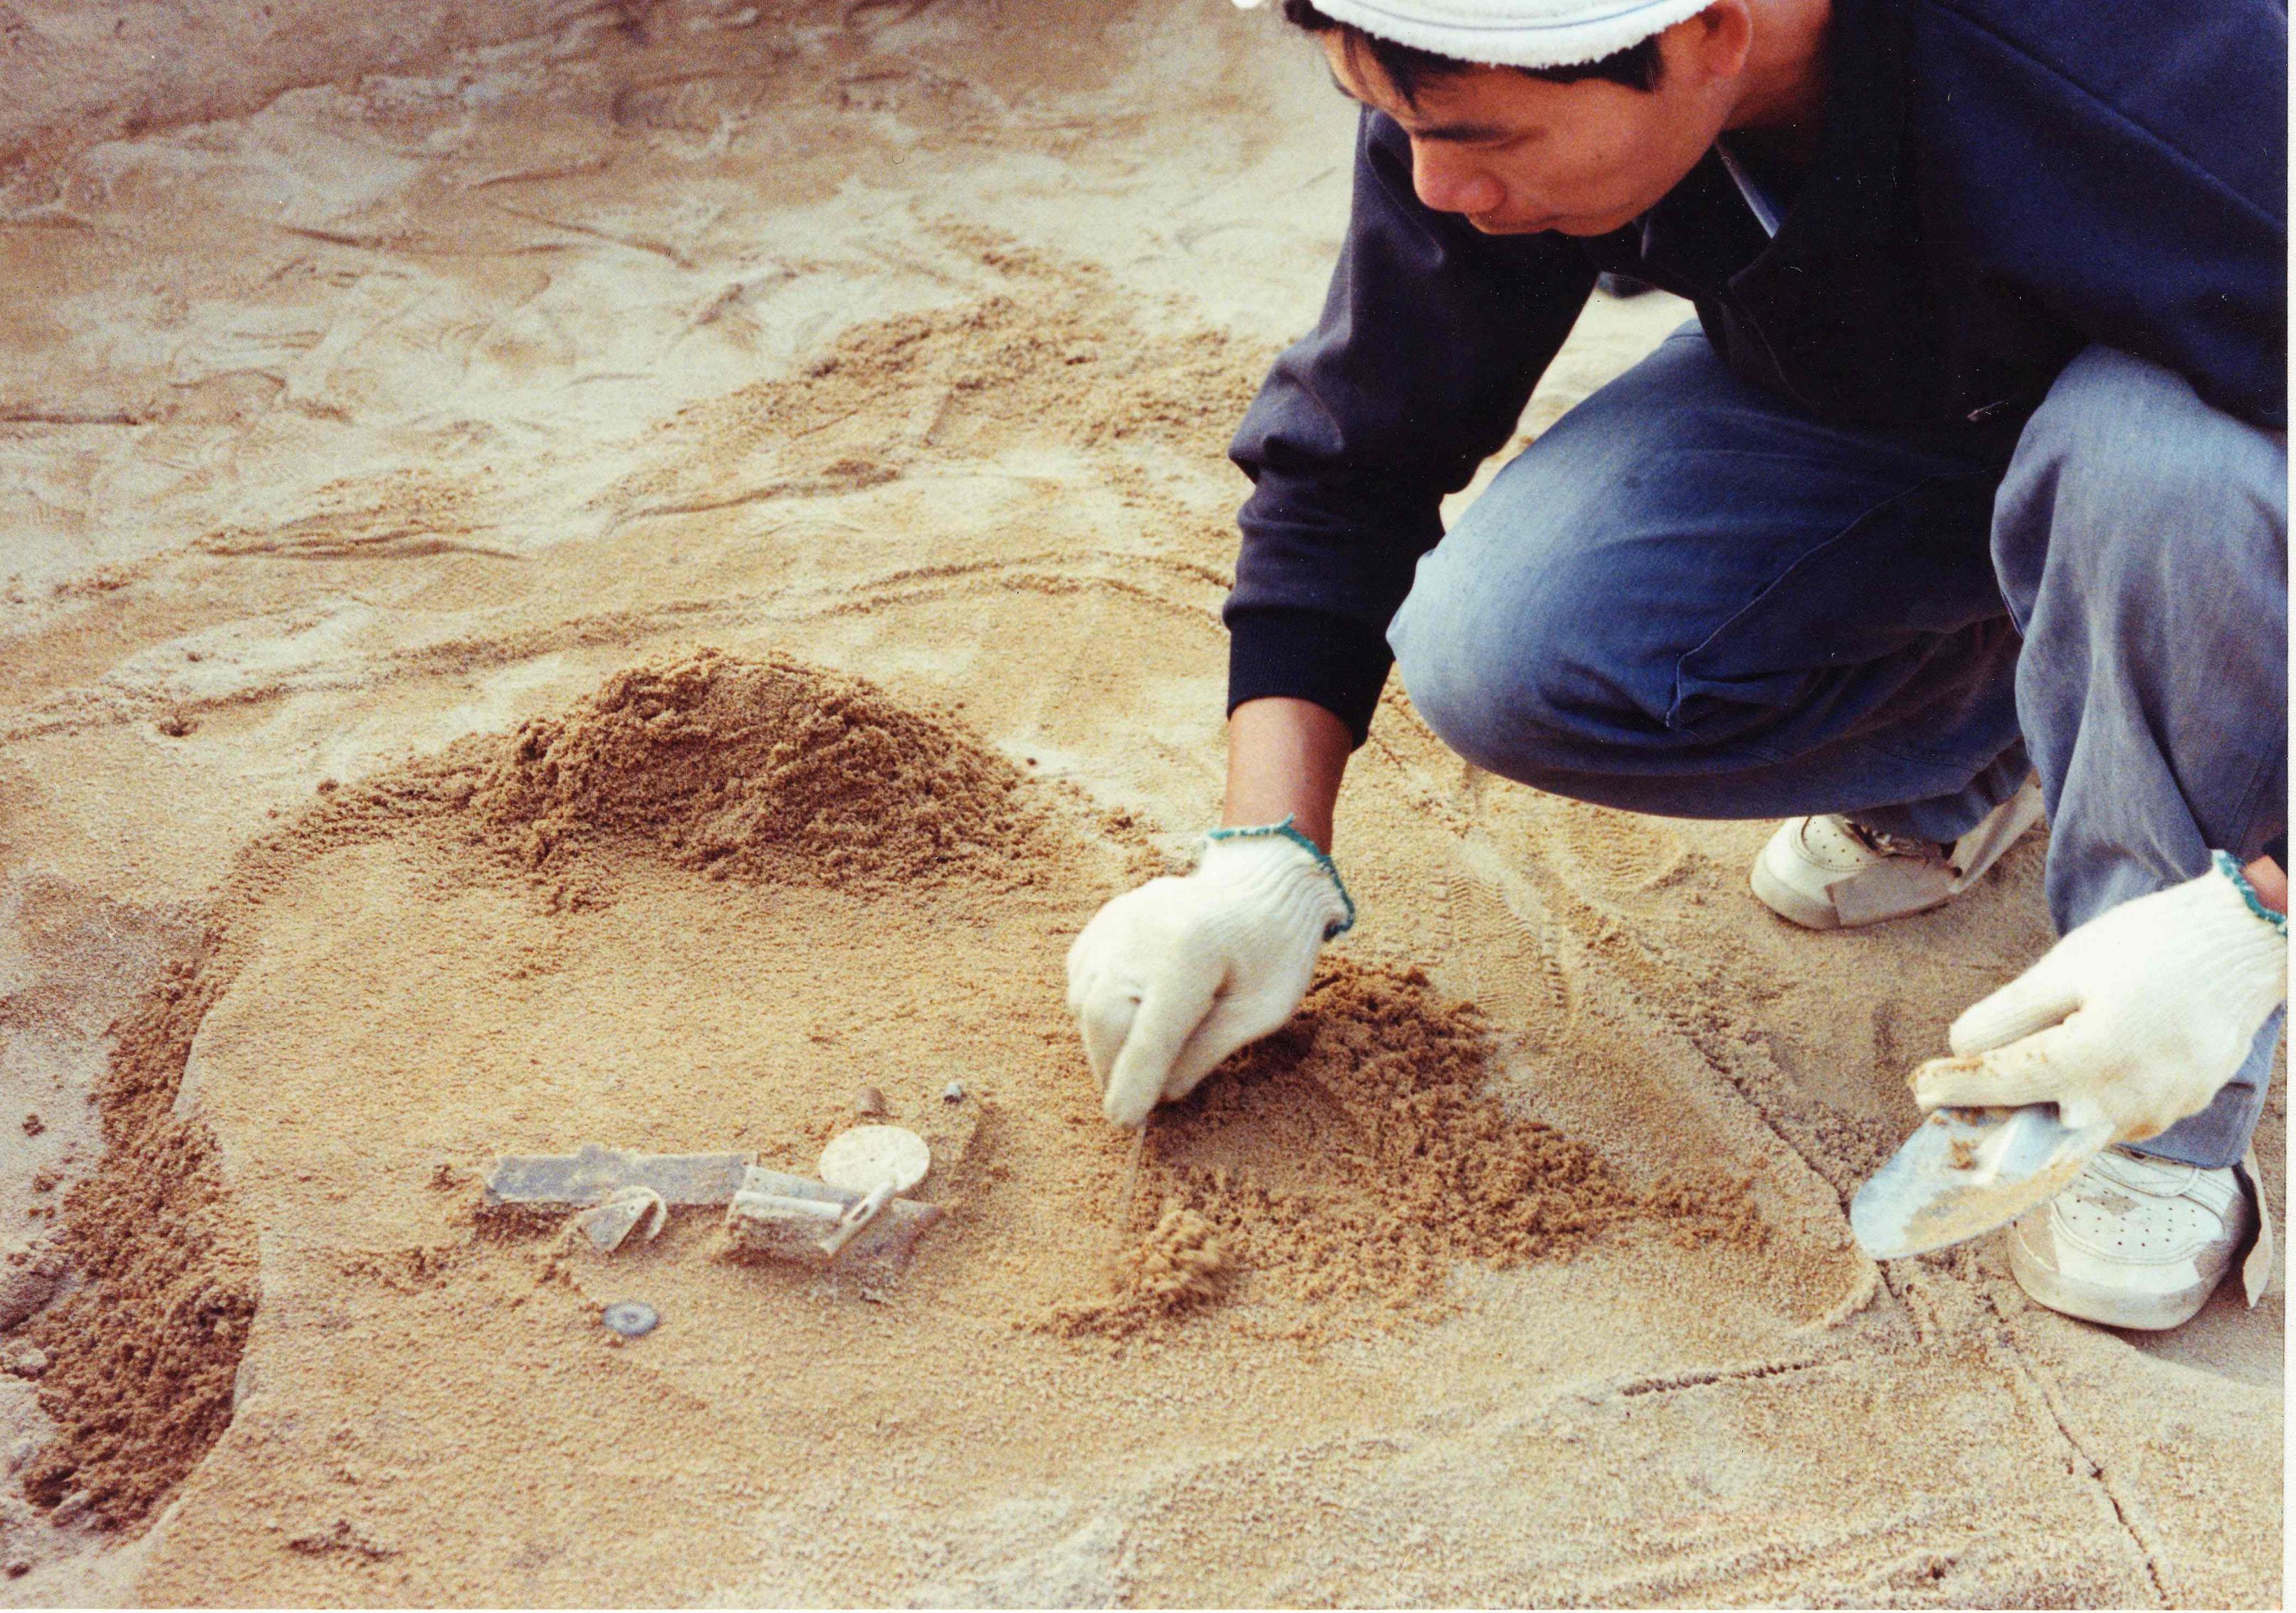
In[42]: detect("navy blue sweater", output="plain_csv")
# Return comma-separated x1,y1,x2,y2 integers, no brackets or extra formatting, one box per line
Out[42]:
1226,0,2288,743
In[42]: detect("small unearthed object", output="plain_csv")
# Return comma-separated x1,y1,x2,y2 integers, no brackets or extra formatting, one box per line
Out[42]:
601,1301,659,1338
482,1144,750,1213
816,1126,931,1257
719,1099,986,1280
723,1164,943,1274
854,1085,888,1117
573,1185,669,1254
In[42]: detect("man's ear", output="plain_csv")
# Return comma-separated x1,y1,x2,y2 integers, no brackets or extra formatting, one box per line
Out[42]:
1665,0,1754,85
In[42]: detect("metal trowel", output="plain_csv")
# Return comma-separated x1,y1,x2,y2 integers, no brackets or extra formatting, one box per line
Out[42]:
1850,1103,2115,1260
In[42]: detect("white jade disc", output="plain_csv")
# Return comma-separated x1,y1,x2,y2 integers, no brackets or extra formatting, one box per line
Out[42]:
818,1125,931,1193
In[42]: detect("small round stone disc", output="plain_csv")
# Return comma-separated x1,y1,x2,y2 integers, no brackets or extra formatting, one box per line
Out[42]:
819,1125,931,1193
602,1300,659,1338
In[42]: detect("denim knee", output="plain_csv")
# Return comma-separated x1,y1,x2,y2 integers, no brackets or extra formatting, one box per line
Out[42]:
1387,558,1562,778
1387,531,1685,784
1996,347,2287,634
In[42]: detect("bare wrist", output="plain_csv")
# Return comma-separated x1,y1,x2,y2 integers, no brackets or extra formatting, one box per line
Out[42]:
1223,696,1351,852
2240,855,2286,916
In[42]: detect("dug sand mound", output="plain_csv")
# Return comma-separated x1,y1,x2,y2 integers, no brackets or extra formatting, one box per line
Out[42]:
472,648,1048,893
1054,961,1762,1338
17,964,257,1531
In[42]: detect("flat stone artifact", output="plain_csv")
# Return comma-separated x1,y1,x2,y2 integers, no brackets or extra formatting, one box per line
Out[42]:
818,1125,931,1194
482,1144,751,1211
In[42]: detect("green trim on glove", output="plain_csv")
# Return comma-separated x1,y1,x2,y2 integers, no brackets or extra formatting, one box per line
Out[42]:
2215,850,2289,939
1205,817,1357,938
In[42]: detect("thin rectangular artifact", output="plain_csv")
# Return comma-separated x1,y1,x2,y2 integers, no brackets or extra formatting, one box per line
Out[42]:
483,1144,752,1211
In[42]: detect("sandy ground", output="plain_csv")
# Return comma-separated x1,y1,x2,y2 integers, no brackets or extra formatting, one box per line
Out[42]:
0,0,2281,1604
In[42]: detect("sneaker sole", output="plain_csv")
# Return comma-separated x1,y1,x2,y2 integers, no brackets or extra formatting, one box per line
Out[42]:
2007,1223,2219,1331
1751,848,1959,930
1749,855,1955,931
1748,855,1844,929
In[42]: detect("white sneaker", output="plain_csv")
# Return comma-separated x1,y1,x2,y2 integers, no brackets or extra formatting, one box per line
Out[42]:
1751,777,2045,929
2008,1148,2254,1330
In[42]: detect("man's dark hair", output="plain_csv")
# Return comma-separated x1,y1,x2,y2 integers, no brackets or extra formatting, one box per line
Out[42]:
1279,0,1665,100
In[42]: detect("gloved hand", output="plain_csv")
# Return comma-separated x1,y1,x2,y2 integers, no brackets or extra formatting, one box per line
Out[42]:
1912,853,2288,1142
1066,821,1353,1128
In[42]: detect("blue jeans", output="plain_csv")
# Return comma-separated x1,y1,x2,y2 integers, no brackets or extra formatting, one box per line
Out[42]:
1388,329,2288,1169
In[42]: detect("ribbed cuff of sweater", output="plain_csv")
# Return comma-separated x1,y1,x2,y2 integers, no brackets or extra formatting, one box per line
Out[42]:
1225,607,1393,748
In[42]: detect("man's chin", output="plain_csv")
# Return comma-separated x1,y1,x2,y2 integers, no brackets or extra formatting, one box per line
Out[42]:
1468,212,1633,238
1553,214,1636,237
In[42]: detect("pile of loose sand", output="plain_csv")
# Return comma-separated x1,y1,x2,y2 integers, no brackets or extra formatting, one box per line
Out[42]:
20,964,256,1530
471,648,1047,893
1054,961,1763,1338
1049,1204,1230,1335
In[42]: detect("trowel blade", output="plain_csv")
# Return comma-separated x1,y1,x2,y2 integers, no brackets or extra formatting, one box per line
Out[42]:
1850,1104,2115,1260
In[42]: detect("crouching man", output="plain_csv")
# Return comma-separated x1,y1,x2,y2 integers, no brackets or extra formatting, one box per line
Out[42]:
1066,0,2287,1329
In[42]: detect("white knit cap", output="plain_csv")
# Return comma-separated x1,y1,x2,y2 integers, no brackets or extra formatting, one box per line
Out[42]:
1232,0,1712,71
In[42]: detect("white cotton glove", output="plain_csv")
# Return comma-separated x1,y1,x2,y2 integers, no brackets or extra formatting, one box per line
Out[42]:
1912,854,2288,1143
1066,823,1354,1129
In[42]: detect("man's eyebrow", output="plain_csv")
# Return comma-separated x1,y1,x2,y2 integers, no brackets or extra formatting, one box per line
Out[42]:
1322,67,1508,142
1405,120,1512,144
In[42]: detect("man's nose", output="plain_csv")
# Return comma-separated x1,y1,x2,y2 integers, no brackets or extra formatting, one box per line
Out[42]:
1410,142,1505,216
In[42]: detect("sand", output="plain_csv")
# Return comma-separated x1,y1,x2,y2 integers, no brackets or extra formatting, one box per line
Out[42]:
0,0,2280,1604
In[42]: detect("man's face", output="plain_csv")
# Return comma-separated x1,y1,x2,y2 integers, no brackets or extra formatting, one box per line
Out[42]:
1322,11,1749,237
